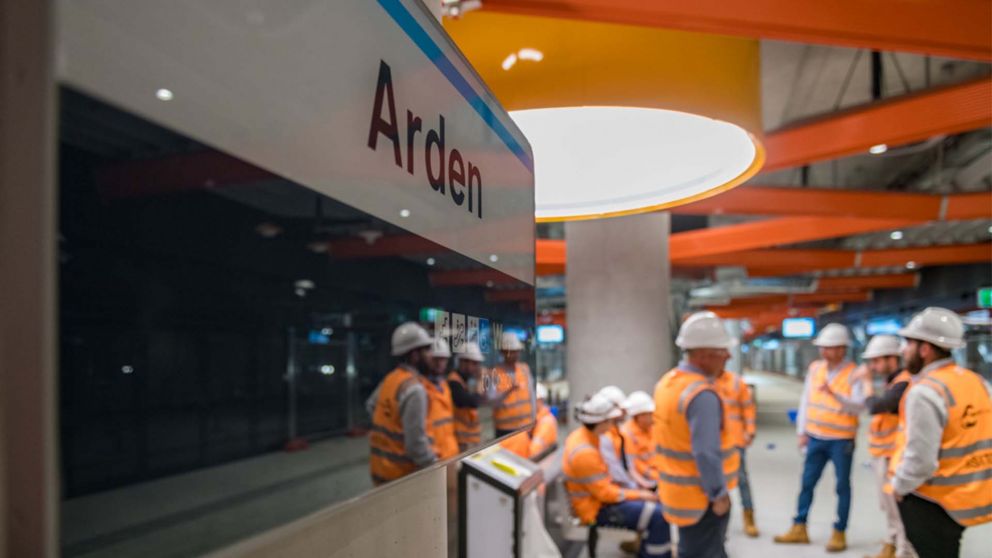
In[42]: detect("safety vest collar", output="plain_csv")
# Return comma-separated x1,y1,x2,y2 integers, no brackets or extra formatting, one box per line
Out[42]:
913,358,957,382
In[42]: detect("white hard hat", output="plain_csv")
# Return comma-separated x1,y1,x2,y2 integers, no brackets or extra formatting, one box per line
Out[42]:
536,383,549,400
899,307,966,350
597,385,626,408
676,311,735,350
459,341,484,362
501,331,524,351
430,337,451,358
813,323,851,347
623,390,655,416
576,393,623,423
391,322,434,356
862,334,901,359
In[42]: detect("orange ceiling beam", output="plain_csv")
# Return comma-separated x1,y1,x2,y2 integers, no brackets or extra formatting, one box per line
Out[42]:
673,187,992,221
480,0,992,61
763,77,992,171
536,239,567,276
429,269,519,287
815,273,919,291
484,289,534,303
327,235,442,258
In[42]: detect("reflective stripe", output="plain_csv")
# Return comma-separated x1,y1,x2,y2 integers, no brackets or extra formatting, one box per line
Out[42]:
494,413,534,427
920,377,957,407
568,489,592,498
925,468,992,486
662,504,705,520
370,424,405,441
645,542,672,557
564,472,609,484
807,418,858,433
949,503,992,522
500,398,533,410
938,438,992,459
568,442,597,461
370,447,413,464
655,444,693,460
637,501,657,531
454,415,477,426
432,417,454,428
872,426,899,437
658,472,701,486
870,443,895,451
678,381,708,414
808,401,857,417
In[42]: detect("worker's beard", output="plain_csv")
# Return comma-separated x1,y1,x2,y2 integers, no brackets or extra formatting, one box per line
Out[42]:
905,347,925,375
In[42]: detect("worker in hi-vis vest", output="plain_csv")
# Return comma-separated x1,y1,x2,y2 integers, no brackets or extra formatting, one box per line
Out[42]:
447,341,485,452
653,311,739,558
620,391,659,485
775,323,863,552
714,366,759,537
425,338,459,460
491,332,534,437
563,394,671,558
367,323,447,485
528,382,559,459
887,307,992,558
858,334,915,558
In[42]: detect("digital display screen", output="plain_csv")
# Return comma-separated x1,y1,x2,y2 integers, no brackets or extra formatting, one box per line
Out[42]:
782,317,816,338
536,324,564,344
866,318,902,336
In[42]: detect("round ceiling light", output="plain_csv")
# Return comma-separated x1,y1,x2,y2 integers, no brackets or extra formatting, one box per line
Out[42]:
512,107,763,222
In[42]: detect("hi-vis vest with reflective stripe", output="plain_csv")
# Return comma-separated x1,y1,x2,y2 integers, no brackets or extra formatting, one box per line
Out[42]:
652,368,740,526
493,362,534,432
621,419,657,481
891,363,992,526
447,371,481,450
563,427,626,524
369,366,422,484
805,361,860,439
716,371,755,448
528,404,559,459
423,376,459,460
868,370,911,458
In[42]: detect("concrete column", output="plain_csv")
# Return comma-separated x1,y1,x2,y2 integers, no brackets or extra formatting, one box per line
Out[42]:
565,213,674,404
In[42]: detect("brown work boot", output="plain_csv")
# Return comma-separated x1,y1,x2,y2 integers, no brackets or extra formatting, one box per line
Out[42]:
826,529,847,552
864,543,896,558
773,523,810,544
619,535,640,554
743,509,759,537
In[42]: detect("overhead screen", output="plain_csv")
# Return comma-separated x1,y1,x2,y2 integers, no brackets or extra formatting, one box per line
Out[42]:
782,317,816,339
536,324,564,344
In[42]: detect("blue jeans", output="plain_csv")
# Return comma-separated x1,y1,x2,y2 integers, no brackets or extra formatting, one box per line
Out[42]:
794,435,854,531
737,446,754,511
596,500,672,558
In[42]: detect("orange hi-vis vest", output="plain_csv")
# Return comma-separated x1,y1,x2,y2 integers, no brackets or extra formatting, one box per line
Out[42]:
652,368,740,526
369,365,423,485
563,426,630,524
447,371,481,450
889,363,992,526
423,376,459,460
528,403,559,459
621,419,657,481
715,371,756,448
805,361,860,440
493,362,534,432
868,370,912,458
500,430,531,458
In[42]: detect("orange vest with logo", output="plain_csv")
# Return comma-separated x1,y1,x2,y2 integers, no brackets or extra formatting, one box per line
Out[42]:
621,419,657,481
563,427,628,524
715,371,755,448
652,368,740,526
493,362,534,432
422,376,459,460
805,361,860,439
528,404,559,459
447,371,481,450
889,363,992,526
369,366,422,485
868,370,912,458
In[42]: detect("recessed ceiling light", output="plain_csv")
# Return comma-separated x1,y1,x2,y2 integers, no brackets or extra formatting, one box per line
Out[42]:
155,88,174,101
485,281,495,288
489,254,499,263
869,144,888,155
906,261,917,269
426,257,436,266
320,365,335,376
121,365,134,374
399,209,411,218
890,230,904,240
501,53,517,71
517,48,544,62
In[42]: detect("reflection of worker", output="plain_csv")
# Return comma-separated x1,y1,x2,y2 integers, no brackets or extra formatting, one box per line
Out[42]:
447,342,485,452
426,338,459,460
620,391,658,486
528,383,559,459
492,332,534,437
858,334,915,558
368,322,441,485
563,395,671,558
889,307,992,558
654,311,739,558
775,323,862,552
715,368,759,537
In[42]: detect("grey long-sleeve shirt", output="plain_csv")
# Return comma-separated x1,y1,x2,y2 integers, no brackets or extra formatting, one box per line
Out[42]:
680,362,728,501
892,358,992,496
600,432,639,489
365,365,436,468
797,360,867,437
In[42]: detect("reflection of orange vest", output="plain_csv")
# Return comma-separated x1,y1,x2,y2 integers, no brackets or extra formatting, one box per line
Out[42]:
868,370,911,458
805,361,859,439
715,371,755,447
369,366,422,485
889,363,992,527
493,363,534,432
621,419,656,481
529,404,559,459
501,431,531,458
563,427,628,524
653,368,740,526
422,376,459,460
447,371,481,450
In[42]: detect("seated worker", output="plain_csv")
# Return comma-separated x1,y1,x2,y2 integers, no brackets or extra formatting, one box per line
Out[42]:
598,385,655,491
563,394,672,558
620,391,658,486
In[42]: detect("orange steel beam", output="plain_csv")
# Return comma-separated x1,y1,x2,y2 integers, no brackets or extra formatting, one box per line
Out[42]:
429,269,519,287
673,187,992,221
860,243,992,268
536,239,566,276
675,243,991,271
480,0,992,61
815,273,919,291
763,77,992,171
669,216,914,261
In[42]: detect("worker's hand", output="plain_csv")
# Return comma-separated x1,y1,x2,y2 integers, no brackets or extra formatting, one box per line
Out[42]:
798,434,809,448
712,494,731,516
817,382,834,397
744,433,755,447
636,489,659,502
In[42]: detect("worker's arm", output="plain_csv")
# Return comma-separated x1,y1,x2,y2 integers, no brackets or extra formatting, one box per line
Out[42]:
796,366,814,435
398,382,437,468
865,381,909,415
599,433,639,489
570,448,632,504
741,382,757,441
686,390,727,501
365,384,381,417
448,378,481,409
528,415,557,458
892,385,946,496
828,371,868,414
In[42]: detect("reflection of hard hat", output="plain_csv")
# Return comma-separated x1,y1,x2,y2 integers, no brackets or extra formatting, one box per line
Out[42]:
536,383,549,400
899,307,966,350
623,391,655,415
676,311,735,350
862,335,901,359
597,385,626,408
576,393,623,423
501,332,524,351
430,338,451,358
391,322,434,356
813,323,851,347
460,341,484,362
